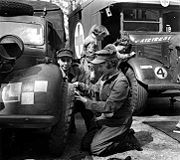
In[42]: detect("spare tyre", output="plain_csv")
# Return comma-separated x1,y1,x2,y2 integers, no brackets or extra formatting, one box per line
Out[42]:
0,35,24,60
0,0,34,16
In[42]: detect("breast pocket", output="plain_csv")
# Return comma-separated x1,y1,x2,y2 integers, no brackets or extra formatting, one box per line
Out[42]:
100,85,111,100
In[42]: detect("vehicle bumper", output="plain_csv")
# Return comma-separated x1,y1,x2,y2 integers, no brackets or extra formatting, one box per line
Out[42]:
148,83,180,90
0,115,56,128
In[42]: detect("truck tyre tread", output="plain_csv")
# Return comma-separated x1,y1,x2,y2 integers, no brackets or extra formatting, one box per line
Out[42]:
49,82,74,156
125,67,148,115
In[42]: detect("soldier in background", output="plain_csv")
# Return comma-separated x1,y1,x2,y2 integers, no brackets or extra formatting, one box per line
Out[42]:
56,48,95,133
82,24,109,60
79,24,110,84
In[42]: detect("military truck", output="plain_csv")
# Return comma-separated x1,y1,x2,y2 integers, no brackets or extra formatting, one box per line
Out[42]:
68,0,180,115
0,0,72,157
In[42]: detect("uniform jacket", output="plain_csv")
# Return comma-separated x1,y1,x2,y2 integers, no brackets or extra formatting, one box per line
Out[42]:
84,70,132,127
82,33,99,58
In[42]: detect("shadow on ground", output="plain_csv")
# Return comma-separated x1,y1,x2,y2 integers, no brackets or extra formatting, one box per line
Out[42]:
135,131,153,147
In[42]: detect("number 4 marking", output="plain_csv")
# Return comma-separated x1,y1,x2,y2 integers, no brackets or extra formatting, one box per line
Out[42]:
157,68,165,77
154,67,167,79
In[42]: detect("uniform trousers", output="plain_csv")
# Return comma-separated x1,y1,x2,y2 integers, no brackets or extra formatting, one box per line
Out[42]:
80,117,141,156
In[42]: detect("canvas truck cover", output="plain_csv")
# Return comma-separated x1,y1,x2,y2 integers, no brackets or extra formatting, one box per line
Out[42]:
15,0,66,44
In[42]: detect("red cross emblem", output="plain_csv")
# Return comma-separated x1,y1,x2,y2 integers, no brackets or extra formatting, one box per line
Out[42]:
74,22,84,59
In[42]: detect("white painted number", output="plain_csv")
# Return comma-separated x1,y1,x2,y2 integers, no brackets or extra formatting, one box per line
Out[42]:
154,67,167,79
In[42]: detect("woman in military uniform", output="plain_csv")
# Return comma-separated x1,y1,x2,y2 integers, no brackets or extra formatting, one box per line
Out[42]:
74,45,142,156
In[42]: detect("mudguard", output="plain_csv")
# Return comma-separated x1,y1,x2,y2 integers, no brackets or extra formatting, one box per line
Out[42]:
0,63,63,126
127,57,180,90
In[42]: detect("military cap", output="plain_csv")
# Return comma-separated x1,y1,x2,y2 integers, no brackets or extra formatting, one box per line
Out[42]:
90,44,117,64
56,48,73,59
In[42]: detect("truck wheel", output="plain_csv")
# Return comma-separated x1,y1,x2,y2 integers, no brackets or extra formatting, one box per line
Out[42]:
0,0,34,16
49,82,74,156
125,67,148,115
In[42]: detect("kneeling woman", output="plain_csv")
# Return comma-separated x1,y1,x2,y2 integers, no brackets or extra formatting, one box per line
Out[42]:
74,46,142,156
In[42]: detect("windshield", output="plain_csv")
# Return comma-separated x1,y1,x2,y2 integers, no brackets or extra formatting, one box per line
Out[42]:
123,9,160,32
0,22,44,45
123,8,180,32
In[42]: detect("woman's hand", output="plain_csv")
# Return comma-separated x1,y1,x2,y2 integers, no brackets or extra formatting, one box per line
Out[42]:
75,95,88,104
130,51,136,57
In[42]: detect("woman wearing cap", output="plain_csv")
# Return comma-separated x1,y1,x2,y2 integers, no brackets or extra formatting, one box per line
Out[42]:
82,24,110,60
56,48,95,133
79,25,110,84
56,48,79,82
74,45,142,157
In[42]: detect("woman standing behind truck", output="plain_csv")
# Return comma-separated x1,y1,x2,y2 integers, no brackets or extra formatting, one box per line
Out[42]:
79,24,110,84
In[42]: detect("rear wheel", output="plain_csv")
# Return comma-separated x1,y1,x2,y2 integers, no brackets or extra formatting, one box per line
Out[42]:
49,82,74,156
125,67,148,115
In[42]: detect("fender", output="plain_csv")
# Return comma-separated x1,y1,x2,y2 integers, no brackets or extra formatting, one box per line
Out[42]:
0,63,63,119
127,57,157,83
127,57,180,90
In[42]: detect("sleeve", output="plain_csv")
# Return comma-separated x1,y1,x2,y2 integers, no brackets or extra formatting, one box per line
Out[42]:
77,82,98,98
85,78,129,113
86,42,96,54
83,36,94,49
78,82,89,92
117,52,131,59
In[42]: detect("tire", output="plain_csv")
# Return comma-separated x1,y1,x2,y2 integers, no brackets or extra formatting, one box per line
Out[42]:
0,0,34,16
49,82,74,156
125,67,148,115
